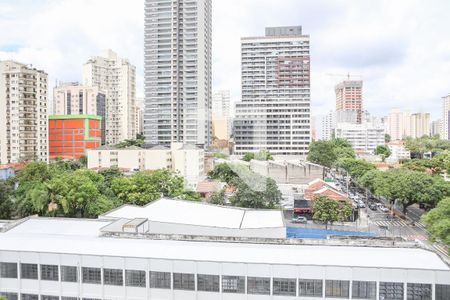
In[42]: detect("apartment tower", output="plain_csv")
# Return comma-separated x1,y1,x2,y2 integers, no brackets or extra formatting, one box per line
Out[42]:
212,90,231,140
0,61,48,164
335,80,363,124
234,26,311,156
83,49,136,145
144,0,212,147
441,95,450,140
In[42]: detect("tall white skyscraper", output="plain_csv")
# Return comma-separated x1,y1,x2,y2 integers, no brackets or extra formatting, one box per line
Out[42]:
0,61,48,164
83,49,136,145
441,95,450,140
144,0,212,147
234,26,311,156
212,90,231,118
320,111,336,141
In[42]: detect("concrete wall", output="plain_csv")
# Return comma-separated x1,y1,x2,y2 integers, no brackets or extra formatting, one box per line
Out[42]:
249,160,324,184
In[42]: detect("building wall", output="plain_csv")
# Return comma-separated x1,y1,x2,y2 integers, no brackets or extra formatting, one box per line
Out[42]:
83,50,136,145
0,61,48,164
1,250,449,299
441,95,450,140
335,80,363,124
386,109,431,140
334,122,385,153
144,0,212,147
233,26,311,156
143,149,171,170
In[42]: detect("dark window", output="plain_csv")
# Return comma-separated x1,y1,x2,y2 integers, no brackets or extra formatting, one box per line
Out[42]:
352,281,376,299
67,91,71,114
103,268,123,286
150,271,171,289
20,263,38,279
247,276,270,295
21,295,38,300
82,267,101,284
325,280,350,298
41,296,59,300
407,283,431,300
0,262,18,278
273,277,296,296
379,282,404,300
125,269,146,287
79,91,83,114
61,265,78,282
222,275,245,294
197,274,219,292
173,272,195,291
40,264,59,281
299,279,323,297
61,298,79,300
0,292,18,300
436,284,450,300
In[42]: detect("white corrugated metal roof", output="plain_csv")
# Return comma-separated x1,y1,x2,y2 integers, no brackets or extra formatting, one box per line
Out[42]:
0,218,448,271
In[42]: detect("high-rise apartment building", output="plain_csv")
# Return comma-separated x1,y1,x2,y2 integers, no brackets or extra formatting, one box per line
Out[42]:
441,95,450,140
135,96,144,135
144,0,212,147
234,26,311,156
212,90,231,140
320,111,336,141
53,82,106,144
386,109,430,140
0,61,48,164
83,49,136,145
410,112,430,138
431,119,441,137
335,80,363,124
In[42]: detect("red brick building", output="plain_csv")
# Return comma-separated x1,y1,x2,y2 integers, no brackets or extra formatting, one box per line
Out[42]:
49,115,102,160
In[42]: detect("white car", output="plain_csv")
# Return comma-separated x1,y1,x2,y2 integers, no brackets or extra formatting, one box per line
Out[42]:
379,205,389,212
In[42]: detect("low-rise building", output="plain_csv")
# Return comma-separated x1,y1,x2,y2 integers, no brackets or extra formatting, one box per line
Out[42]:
334,122,385,153
386,140,411,164
0,165,15,180
48,115,102,160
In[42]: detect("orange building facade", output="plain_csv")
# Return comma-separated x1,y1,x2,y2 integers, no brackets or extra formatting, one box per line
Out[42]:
48,115,102,160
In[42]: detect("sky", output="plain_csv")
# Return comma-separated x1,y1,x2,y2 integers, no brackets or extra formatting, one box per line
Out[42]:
1,0,450,120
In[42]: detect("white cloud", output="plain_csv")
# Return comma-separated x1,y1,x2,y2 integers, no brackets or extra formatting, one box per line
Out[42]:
1,0,450,120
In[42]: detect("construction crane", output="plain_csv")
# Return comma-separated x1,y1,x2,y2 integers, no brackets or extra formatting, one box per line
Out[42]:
325,73,363,80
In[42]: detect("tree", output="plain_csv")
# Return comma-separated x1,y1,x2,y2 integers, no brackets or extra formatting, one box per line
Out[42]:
421,197,450,247
255,149,274,161
229,176,281,209
209,189,225,205
358,169,382,192
78,155,88,167
336,158,375,181
212,152,228,159
242,152,255,162
307,140,337,168
312,196,352,229
207,163,238,183
375,145,391,161
385,133,391,143
0,180,13,219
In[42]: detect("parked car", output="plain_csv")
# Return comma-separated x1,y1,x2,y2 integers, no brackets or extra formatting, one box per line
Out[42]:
369,204,377,211
357,201,366,208
291,216,308,224
379,205,389,213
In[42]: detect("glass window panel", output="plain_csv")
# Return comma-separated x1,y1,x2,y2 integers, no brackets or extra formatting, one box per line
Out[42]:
436,284,450,300
0,292,18,300
103,268,123,286
379,282,404,300
125,269,146,287
40,264,59,281
352,281,376,299
82,267,101,284
299,279,323,297
197,274,219,292
273,277,296,296
20,263,38,280
325,280,350,298
20,295,39,300
61,266,78,282
407,283,431,300
247,276,270,295
222,275,245,294
150,271,171,289
173,272,195,291
41,296,59,300
0,262,18,278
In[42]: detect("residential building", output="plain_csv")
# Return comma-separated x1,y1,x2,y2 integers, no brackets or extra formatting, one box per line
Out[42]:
144,0,212,147
0,60,48,164
234,26,311,156
386,109,430,140
410,113,430,138
335,80,363,124
441,95,450,140
386,140,411,164
1,201,449,299
0,165,15,180
53,82,106,144
320,111,336,140
48,115,102,160
135,96,144,135
212,90,232,141
86,143,204,185
83,49,136,145
431,119,441,137
334,122,385,153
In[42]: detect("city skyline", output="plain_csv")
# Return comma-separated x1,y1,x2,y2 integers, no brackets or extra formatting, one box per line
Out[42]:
1,0,450,120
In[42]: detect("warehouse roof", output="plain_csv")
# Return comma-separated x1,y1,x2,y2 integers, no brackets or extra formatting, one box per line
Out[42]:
0,218,448,271
101,198,285,229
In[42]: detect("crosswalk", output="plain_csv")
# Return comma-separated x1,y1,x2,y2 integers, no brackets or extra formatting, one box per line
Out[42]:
373,220,409,227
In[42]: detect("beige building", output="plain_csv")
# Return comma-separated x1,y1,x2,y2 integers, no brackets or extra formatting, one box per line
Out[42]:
212,90,232,141
83,49,136,145
87,143,204,185
135,96,144,135
386,109,430,140
0,61,48,164
441,95,450,140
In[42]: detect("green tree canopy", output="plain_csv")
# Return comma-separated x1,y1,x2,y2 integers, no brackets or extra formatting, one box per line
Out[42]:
242,152,255,162
307,138,355,168
207,163,238,183
336,158,376,181
255,149,274,161
229,176,281,209
0,180,13,219
312,196,352,229
375,145,391,160
421,197,450,247
208,189,225,205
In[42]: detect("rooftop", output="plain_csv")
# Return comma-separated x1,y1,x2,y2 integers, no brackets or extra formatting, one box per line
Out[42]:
0,217,448,271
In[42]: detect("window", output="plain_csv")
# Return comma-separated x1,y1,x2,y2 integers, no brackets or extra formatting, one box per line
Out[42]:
222,275,245,294
21,295,38,300
61,298,79,300
0,292,18,300
0,262,18,278
82,267,101,284
61,265,78,282
41,296,59,300
273,277,296,296
103,268,123,286
379,282,404,300
407,283,431,300
247,276,270,295
197,274,219,292
325,280,350,298
299,279,323,297
125,269,146,287
150,271,171,289
173,272,195,291
41,264,59,281
20,263,38,279
352,281,376,299
436,284,450,300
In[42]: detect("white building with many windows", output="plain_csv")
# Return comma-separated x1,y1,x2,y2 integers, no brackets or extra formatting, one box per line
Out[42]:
144,0,212,147
0,198,449,300
233,26,311,157
334,122,385,153
0,60,48,164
